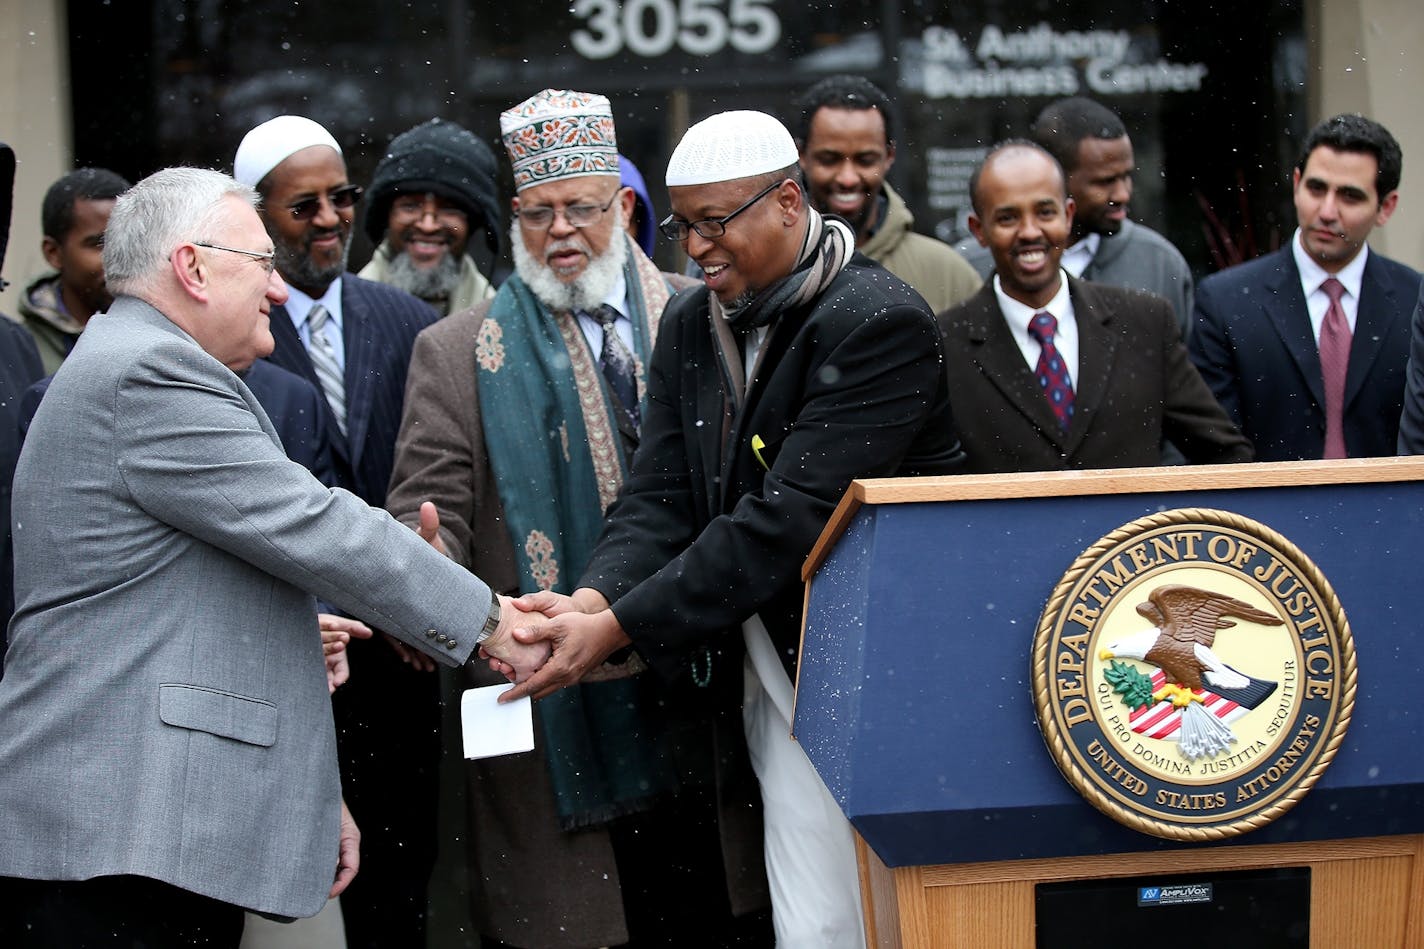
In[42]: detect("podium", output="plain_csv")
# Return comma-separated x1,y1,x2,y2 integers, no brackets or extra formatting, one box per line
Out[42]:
795,459,1424,948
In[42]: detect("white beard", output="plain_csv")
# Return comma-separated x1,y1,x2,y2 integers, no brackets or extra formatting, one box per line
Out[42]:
509,206,628,313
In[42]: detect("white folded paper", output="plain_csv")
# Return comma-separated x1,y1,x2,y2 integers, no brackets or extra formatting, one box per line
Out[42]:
460,685,535,759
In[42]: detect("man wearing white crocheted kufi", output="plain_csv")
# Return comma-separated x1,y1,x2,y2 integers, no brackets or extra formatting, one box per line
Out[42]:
501,110,966,948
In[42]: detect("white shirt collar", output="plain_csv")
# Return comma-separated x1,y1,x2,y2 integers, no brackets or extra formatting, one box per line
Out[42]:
601,271,629,315
1060,233,1101,279
283,278,345,331
992,271,1079,385
1291,227,1368,302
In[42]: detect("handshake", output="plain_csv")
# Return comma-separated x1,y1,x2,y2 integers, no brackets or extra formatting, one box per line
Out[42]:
477,588,633,703
415,501,634,703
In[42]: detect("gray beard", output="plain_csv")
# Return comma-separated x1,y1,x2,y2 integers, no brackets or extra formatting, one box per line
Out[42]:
509,209,628,313
384,250,461,305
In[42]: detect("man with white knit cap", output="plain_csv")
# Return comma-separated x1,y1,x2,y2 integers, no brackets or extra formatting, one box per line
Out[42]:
233,116,443,949
503,110,966,946
386,89,773,947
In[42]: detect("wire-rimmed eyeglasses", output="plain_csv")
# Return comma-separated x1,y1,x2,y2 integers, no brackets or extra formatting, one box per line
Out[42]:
193,241,277,275
658,179,785,241
515,190,621,231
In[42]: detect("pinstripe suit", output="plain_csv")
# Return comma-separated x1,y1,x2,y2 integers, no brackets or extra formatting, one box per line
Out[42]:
262,273,442,944
263,274,438,506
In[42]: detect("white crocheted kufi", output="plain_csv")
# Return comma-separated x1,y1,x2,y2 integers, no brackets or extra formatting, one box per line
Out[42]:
665,111,798,187
234,116,342,189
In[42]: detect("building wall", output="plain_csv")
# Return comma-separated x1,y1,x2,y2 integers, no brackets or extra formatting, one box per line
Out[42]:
1314,0,1423,269
0,0,70,298
1,0,1419,286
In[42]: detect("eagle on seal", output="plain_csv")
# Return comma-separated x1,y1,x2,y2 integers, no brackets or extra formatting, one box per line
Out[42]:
1100,585,1283,759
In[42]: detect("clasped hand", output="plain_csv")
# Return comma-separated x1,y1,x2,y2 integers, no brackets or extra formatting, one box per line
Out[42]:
479,589,632,702
412,501,630,702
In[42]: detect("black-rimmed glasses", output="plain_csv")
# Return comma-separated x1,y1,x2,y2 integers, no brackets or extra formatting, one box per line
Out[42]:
515,190,622,231
193,241,277,275
288,184,363,221
659,179,785,241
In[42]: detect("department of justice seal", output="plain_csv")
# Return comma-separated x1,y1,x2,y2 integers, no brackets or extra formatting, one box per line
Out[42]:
1031,508,1355,841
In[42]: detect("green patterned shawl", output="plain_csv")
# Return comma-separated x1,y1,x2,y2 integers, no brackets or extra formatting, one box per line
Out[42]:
476,238,681,828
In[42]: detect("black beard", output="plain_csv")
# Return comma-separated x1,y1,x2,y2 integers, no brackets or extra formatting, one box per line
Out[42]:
272,226,350,295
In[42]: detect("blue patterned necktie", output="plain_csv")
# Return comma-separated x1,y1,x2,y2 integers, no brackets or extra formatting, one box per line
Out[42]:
592,304,639,431
1028,311,1074,430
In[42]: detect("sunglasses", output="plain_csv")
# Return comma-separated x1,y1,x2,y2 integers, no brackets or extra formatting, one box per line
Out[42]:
287,184,363,221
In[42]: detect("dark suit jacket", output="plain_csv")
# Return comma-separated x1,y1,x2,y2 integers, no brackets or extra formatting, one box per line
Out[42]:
580,260,965,683
263,275,438,505
1396,279,1424,454
1190,244,1422,461
940,277,1252,473
263,275,440,944
0,317,42,669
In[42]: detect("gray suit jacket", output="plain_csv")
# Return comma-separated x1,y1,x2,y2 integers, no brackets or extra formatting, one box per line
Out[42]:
0,297,489,919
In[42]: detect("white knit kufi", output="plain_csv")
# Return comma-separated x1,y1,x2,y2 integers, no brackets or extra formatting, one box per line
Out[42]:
233,115,342,189
665,111,798,187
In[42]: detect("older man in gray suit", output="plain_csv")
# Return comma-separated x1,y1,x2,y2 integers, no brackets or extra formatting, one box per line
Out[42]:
0,168,543,948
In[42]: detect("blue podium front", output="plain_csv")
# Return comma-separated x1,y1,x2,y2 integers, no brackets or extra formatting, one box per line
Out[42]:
794,460,1424,870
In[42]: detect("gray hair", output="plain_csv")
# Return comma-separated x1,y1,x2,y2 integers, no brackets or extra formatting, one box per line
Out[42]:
103,167,258,297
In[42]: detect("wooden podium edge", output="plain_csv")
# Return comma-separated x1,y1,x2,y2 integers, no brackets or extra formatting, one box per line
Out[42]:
802,456,1424,582
858,831,1424,948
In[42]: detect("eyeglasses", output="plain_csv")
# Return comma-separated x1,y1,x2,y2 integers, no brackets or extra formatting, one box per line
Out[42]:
287,184,363,221
193,240,277,275
515,190,620,231
390,194,468,228
659,179,785,241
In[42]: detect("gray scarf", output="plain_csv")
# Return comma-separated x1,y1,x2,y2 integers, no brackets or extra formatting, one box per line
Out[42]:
711,209,854,333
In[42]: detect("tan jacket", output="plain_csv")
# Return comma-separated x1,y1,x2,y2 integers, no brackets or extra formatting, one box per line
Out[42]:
859,182,983,313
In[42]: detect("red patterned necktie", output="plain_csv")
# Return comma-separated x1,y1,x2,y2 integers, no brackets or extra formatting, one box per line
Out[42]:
1318,277,1351,459
1028,311,1074,430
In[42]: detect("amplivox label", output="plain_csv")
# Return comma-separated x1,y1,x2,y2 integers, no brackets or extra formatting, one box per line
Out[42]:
1138,882,1214,906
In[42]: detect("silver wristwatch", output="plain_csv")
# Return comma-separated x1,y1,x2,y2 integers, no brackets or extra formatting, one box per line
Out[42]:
479,591,502,642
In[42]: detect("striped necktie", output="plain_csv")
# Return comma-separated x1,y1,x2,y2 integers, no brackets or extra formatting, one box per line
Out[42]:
305,304,347,437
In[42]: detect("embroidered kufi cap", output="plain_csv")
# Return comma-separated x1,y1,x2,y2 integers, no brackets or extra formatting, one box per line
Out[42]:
499,89,619,192
234,116,342,189
665,111,797,187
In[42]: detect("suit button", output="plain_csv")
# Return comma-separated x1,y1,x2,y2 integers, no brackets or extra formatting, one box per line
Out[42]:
436,633,448,643
446,640,458,650
425,629,437,638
